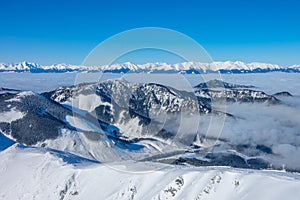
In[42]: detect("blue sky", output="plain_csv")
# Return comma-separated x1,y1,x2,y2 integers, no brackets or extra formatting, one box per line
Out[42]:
0,0,299,66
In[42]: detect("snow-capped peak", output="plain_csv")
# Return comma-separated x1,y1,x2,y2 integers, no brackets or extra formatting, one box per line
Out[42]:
0,61,40,71
0,61,299,73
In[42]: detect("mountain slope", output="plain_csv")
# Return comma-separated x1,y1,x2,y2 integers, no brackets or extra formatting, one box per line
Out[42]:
43,79,213,140
194,79,280,104
0,91,74,145
0,89,162,162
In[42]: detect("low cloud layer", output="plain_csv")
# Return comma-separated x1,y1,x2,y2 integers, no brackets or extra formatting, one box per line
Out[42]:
206,101,300,170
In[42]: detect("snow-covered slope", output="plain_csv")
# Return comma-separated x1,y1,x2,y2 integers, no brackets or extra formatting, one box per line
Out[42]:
0,144,300,200
1,61,300,73
43,79,212,139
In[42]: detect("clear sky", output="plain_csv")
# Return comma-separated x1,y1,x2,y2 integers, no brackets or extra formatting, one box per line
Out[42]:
0,0,299,66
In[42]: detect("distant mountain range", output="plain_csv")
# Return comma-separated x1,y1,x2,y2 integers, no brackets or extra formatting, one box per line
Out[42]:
1,61,300,73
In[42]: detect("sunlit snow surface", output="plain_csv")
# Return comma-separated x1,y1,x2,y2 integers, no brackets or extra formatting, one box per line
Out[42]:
1,72,300,199
1,144,300,200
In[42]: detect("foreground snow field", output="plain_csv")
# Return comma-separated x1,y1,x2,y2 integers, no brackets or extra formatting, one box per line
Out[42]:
1,144,300,200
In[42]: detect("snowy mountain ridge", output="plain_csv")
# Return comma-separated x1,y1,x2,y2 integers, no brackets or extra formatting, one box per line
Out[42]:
1,78,296,171
1,61,300,73
1,144,300,200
